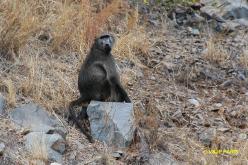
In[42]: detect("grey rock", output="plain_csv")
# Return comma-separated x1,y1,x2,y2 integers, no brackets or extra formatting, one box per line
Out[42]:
50,163,62,165
201,0,248,30
239,133,247,140
111,150,124,159
0,94,6,115
187,13,205,25
10,103,66,138
199,128,216,147
148,152,180,165
87,101,135,148
188,98,200,107
25,132,65,163
187,27,200,35
215,21,236,32
51,138,66,154
0,142,5,155
217,127,230,132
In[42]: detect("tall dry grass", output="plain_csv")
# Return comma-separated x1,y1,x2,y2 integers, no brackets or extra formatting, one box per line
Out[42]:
0,0,150,111
203,37,229,65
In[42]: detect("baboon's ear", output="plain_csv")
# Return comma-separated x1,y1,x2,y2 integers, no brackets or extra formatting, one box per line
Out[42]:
94,36,99,42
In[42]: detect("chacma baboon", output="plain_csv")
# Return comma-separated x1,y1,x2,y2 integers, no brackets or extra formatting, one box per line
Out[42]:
69,34,131,142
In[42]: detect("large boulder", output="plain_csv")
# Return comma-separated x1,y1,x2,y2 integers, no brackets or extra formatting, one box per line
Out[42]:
10,103,66,138
87,101,135,148
10,103,67,163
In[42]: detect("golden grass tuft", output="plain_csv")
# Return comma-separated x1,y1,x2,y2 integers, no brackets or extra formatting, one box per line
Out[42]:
26,133,48,163
0,0,40,60
203,38,229,65
2,79,16,106
114,28,150,61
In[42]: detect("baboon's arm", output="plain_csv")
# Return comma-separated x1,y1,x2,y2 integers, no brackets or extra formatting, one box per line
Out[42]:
110,77,131,103
116,84,131,102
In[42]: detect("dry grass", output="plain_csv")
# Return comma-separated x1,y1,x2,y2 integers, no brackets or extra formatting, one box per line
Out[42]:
203,37,229,65
114,28,150,61
0,1,151,163
0,0,40,59
0,0,150,112
240,49,248,69
25,133,48,162
1,79,16,106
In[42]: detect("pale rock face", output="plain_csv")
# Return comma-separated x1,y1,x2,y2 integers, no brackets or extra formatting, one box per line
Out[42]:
87,101,135,148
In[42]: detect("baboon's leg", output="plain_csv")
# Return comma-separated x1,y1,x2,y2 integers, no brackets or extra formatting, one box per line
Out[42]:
116,84,131,102
110,77,131,103
69,97,94,143
78,105,88,120
68,97,85,123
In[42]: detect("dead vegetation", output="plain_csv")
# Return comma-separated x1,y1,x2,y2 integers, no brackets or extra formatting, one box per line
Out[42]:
1,0,248,164
0,0,149,111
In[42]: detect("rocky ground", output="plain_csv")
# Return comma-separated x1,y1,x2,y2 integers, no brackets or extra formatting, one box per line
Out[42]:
1,0,248,164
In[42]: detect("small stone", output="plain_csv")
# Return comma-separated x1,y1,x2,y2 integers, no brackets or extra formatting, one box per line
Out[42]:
188,98,200,107
111,150,124,160
51,139,66,154
217,127,230,133
210,103,222,111
188,13,205,24
148,19,159,27
199,128,216,147
239,133,247,140
50,163,62,165
192,47,197,53
150,76,156,80
187,27,200,35
215,103,222,107
238,73,246,81
221,80,233,88
191,28,200,35
0,143,5,155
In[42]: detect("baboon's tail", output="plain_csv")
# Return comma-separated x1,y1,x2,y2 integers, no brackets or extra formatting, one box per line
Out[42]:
69,97,94,143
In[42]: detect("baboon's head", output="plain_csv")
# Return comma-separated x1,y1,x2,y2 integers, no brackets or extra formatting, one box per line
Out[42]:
95,34,115,53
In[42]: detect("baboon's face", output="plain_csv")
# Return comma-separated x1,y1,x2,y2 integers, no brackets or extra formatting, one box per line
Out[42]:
96,34,115,53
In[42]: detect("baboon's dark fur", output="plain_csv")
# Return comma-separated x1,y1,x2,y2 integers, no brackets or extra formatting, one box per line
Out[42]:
69,34,131,142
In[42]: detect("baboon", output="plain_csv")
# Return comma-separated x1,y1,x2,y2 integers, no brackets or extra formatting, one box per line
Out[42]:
69,34,131,142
